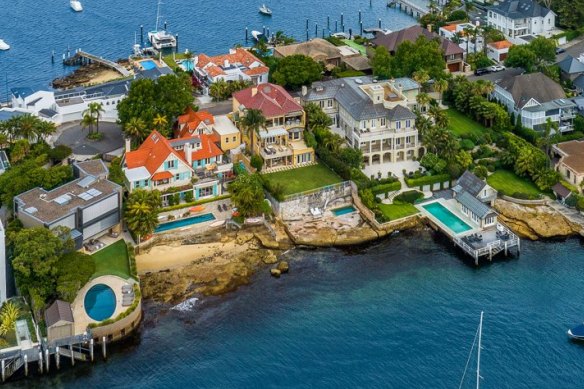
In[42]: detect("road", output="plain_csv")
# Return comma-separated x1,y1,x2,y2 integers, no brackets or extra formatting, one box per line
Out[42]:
556,39,584,62
467,67,524,82
196,98,232,116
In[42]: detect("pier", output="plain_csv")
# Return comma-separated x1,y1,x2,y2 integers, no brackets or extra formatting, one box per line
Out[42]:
389,0,429,19
63,50,131,77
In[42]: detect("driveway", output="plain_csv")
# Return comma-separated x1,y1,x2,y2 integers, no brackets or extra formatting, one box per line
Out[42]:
467,67,524,83
196,98,233,116
55,121,124,156
556,39,584,62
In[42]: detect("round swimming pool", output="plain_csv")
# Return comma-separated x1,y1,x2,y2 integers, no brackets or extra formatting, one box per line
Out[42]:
84,284,116,321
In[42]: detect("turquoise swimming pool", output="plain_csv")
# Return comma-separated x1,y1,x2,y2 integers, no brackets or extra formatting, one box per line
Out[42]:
141,60,157,70
422,202,472,234
155,213,216,233
84,284,116,321
332,205,357,216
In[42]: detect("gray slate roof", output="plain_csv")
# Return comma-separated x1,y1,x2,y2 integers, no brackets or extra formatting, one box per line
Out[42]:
45,300,74,327
457,191,495,219
574,75,584,92
488,0,553,19
552,182,572,198
388,104,416,121
497,72,566,108
557,56,584,75
454,170,486,197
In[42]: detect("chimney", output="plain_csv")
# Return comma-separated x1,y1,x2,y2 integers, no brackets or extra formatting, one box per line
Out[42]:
224,59,230,68
184,142,193,167
251,87,258,96
125,138,131,152
301,85,308,96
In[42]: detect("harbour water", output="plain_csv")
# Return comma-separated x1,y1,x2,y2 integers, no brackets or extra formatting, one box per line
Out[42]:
7,230,584,388
0,0,416,101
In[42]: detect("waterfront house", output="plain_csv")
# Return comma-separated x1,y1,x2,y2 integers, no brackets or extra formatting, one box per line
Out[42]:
486,40,513,63
45,300,74,342
13,160,123,249
122,130,231,204
300,76,423,175
492,72,577,132
452,170,498,206
551,140,584,190
232,83,315,171
176,108,241,152
273,38,371,72
372,25,465,73
487,0,556,40
193,48,269,87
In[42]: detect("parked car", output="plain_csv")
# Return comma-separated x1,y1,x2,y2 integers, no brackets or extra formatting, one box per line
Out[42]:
491,64,506,72
556,47,566,54
474,67,490,76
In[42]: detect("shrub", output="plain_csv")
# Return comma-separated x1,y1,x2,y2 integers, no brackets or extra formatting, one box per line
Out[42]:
460,139,475,151
473,165,489,179
576,196,584,211
447,10,468,21
250,155,264,171
405,173,450,188
359,189,375,209
87,132,104,141
370,181,401,195
394,190,423,204
184,190,194,203
48,145,72,162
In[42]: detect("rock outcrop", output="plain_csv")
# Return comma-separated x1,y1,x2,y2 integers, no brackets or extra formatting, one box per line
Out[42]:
494,199,581,240
270,268,281,278
277,261,289,273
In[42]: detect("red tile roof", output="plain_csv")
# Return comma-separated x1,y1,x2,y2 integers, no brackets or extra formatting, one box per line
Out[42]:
488,40,513,50
190,134,223,160
196,48,269,79
233,83,303,117
125,130,188,175
176,107,215,138
151,171,173,181
442,24,458,32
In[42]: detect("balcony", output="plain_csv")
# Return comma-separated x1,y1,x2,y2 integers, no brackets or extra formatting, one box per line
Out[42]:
259,144,293,160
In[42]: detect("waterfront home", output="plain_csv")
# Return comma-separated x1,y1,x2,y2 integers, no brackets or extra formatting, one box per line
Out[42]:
13,160,123,249
122,130,231,204
176,108,241,152
0,220,6,303
372,25,465,73
273,38,371,73
232,83,315,171
300,76,423,176
551,140,584,190
486,40,513,63
193,48,269,87
452,170,498,206
487,0,556,40
492,72,577,132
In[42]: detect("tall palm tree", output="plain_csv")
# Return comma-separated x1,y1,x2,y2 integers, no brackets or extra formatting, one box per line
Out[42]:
124,189,161,242
429,105,449,129
80,112,97,135
85,102,105,133
433,78,448,103
416,92,432,111
153,113,168,133
240,108,266,155
123,117,147,146
324,133,344,153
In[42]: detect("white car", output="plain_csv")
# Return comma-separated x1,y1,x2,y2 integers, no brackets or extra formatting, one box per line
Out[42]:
489,64,506,72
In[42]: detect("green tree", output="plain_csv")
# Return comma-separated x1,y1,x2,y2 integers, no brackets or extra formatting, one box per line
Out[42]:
240,108,266,155
108,157,125,186
55,252,96,302
85,102,105,134
123,117,148,146
209,79,230,101
370,46,393,80
304,102,332,130
271,55,323,89
537,118,559,167
1,114,56,143
81,112,97,135
528,36,557,65
9,139,30,164
229,173,265,217
550,0,584,29
505,45,537,72
392,36,446,79
124,189,161,241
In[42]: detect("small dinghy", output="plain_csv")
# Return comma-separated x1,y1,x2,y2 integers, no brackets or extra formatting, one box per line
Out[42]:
568,323,584,340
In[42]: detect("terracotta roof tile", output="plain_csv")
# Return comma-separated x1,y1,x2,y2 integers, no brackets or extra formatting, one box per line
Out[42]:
489,40,513,50
442,24,458,32
176,108,215,138
125,130,187,175
233,83,303,117
196,48,268,79
151,171,174,181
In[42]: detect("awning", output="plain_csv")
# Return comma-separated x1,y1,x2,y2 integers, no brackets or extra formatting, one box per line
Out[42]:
259,128,288,139
152,171,173,181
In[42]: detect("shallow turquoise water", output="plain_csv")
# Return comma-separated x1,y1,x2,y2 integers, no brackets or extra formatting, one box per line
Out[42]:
13,230,584,388
423,202,473,234
332,205,357,216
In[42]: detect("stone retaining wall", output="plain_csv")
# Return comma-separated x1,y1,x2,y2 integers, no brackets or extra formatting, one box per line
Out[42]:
501,195,549,206
91,300,142,344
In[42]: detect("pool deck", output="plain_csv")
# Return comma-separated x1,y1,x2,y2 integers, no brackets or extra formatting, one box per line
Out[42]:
71,275,137,335
417,198,520,265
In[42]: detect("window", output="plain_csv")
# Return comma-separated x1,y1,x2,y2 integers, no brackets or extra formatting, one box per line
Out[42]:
167,160,176,169
233,136,237,142
319,101,325,108
327,99,333,108
396,121,401,129
381,118,386,127
175,173,180,181
406,119,411,128
199,186,214,197
134,181,141,188
225,137,229,143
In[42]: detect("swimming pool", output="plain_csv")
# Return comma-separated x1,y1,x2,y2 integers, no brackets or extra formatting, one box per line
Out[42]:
179,60,194,71
422,202,472,234
332,205,357,216
84,284,116,321
155,213,216,233
140,60,157,70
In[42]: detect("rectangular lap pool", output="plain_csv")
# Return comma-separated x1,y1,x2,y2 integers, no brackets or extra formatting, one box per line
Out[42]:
422,202,472,234
155,213,216,233
140,60,157,70
332,205,357,216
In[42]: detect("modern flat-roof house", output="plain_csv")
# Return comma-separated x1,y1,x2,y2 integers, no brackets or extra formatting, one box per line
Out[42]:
176,108,241,152
552,140,584,190
233,83,314,171
193,48,269,87
300,76,423,174
487,0,555,40
492,72,577,132
13,160,123,249
486,40,513,62
273,38,371,72
372,25,465,73
123,130,232,204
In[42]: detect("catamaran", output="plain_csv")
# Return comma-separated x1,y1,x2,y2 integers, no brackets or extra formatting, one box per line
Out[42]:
0,39,10,51
148,0,177,50
70,0,83,12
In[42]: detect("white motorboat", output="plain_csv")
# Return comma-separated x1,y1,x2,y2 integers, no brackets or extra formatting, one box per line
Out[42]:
251,30,266,42
70,0,83,12
0,39,9,51
259,4,272,16
148,0,177,50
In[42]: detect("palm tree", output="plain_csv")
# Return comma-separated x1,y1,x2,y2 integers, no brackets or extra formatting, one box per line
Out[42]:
429,105,449,129
85,102,105,133
412,70,430,91
153,113,168,133
416,92,432,112
433,78,448,103
123,117,147,146
0,301,20,336
240,108,266,155
80,112,97,135
124,189,161,242
209,79,230,101
538,118,559,168
514,148,536,177
324,133,344,153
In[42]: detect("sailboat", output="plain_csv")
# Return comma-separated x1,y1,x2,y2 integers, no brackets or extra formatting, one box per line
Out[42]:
70,0,83,12
0,39,9,51
259,4,272,16
148,0,177,50
459,311,484,389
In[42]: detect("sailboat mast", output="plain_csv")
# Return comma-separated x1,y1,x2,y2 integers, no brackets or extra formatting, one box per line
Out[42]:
155,0,162,31
476,311,483,389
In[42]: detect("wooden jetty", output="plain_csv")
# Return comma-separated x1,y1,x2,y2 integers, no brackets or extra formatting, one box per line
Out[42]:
63,50,131,77
390,0,429,19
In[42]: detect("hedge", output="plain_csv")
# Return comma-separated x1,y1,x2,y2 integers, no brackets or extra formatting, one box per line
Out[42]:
405,174,451,188
159,194,231,212
371,181,401,195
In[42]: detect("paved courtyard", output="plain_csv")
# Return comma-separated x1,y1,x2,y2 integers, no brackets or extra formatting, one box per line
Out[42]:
54,121,124,156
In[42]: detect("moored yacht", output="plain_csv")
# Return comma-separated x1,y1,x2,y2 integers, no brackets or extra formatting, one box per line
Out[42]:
148,0,177,50
70,0,83,12
251,30,266,42
0,39,9,51
259,4,272,16
568,322,584,340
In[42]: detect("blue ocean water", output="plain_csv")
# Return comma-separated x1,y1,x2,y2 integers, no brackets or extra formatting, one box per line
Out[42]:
9,230,584,388
0,0,416,101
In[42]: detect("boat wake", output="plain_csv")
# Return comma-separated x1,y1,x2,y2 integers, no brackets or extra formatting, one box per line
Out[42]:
171,297,199,312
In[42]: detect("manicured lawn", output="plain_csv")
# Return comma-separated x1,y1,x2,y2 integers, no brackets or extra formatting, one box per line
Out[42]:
92,240,131,279
446,109,488,139
342,39,367,55
378,203,419,220
262,163,342,196
486,170,543,198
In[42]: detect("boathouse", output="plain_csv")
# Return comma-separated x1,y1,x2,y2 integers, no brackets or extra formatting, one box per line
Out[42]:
45,300,75,342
